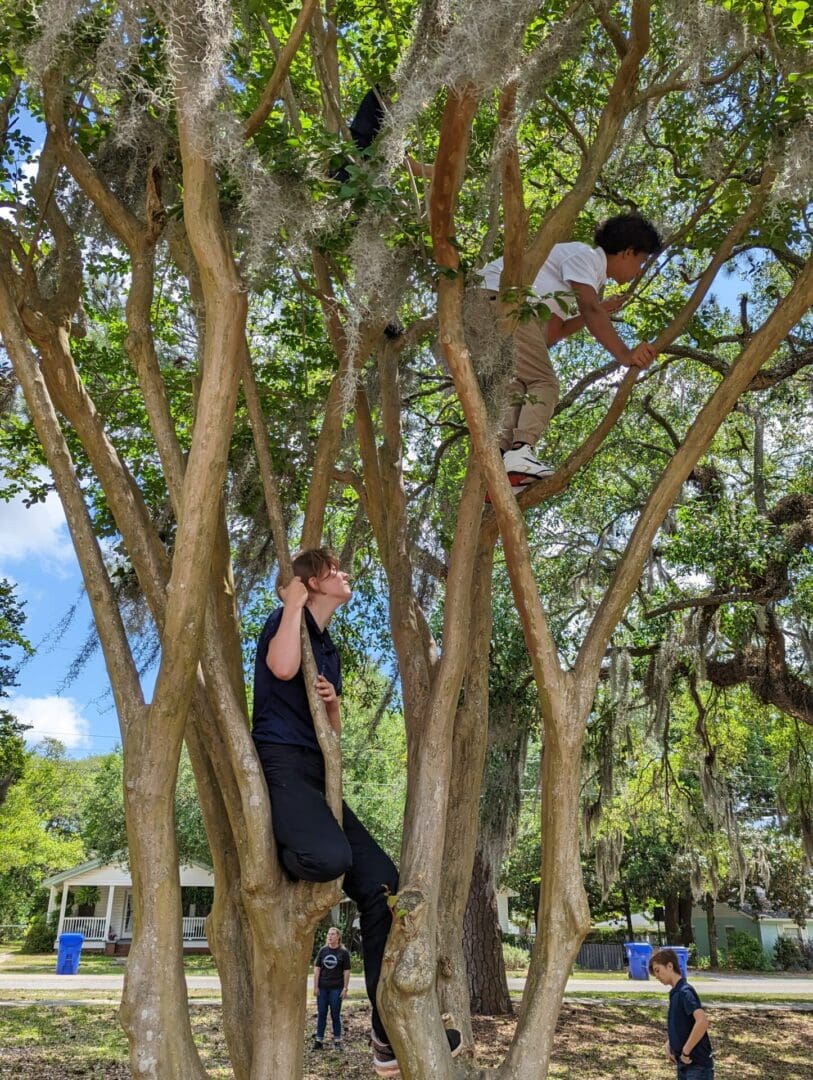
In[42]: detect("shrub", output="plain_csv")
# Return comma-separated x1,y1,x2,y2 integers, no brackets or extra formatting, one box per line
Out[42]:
725,929,770,971
22,913,58,953
773,935,813,972
502,943,530,971
501,931,534,950
583,927,628,943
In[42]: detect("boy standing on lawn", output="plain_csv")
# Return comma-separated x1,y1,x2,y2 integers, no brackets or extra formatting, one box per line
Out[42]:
477,212,663,483
650,947,715,1080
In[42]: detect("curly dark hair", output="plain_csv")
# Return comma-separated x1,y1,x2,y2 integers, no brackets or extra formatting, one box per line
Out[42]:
594,213,663,255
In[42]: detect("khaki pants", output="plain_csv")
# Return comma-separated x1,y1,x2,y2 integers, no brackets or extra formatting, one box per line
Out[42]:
484,291,560,451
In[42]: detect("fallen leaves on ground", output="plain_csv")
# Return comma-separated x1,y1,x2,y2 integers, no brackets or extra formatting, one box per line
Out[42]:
0,1000,810,1078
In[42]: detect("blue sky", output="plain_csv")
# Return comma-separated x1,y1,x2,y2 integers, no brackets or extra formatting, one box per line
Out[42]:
1,486,127,756
1,106,123,757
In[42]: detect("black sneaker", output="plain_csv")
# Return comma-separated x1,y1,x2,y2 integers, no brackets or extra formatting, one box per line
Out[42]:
333,1038,344,1051
371,1031,399,1076
312,1037,323,1051
371,1028,463,1074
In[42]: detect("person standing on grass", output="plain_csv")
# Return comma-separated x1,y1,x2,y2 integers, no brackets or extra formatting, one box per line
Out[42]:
313,926,351,1051
650,947,715,1080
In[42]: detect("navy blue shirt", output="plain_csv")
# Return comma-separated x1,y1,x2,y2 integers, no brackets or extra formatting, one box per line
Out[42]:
252,607,342,752
668,978,713,1066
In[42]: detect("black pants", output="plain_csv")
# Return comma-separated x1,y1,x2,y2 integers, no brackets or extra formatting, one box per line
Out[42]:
255,741,398,1043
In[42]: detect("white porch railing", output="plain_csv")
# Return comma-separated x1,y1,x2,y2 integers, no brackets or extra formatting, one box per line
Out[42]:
182,917,207,941
122,916,207,941
62,916,107,940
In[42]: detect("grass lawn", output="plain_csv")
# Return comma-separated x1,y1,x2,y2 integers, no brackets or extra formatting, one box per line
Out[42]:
0,1000,810,1078
0,943,217,975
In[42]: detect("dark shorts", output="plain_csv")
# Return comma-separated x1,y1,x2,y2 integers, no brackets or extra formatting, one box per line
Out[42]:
677,1065,714,1080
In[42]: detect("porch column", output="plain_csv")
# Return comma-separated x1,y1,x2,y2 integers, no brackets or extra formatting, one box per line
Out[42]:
46,886,57,920
104,884,115,935
57,882,69,937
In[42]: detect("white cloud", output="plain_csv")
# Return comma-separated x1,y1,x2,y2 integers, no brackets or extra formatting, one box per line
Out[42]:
7,694,91,750
0,487,75,569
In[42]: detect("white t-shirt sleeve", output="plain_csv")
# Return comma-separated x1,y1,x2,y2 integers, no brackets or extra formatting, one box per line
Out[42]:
476,256,503,292
558,246,604,294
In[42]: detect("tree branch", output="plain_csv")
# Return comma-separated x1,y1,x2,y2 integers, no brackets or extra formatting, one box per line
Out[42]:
244,0,319,140
578,252,813,685
521,0,651,282
432,85,565,711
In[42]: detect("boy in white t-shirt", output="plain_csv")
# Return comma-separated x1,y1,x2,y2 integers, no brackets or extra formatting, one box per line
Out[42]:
478,213,663,481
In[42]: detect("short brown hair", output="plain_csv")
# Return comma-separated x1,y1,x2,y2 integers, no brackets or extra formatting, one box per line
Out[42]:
276,547,339,595
649,947,680,975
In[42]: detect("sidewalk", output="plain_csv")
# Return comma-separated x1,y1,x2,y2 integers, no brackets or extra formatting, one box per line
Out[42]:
1,972,812,995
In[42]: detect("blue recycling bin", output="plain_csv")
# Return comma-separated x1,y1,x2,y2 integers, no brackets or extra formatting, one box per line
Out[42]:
56,932,84,974
624,941,652,980
670,945,689,978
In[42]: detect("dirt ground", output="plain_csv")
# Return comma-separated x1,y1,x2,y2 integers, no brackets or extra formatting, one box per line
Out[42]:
0,1000,810,1078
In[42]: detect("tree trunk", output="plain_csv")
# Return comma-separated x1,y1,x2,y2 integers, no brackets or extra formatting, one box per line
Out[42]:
664,892,680,942
704,893,718,968
437,540,493,1045
621,885,634,939
678,887,694,947
498,682,591,1080
120,762,208,1079
378,462,486,1080
464,848,513,1015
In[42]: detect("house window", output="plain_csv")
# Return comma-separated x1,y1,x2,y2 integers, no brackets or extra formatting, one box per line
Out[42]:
779,926,805,942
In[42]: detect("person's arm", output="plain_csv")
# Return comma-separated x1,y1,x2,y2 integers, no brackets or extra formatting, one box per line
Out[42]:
341,952,351,998
570,281,655,368
265,579,308,679
405,154,435,180
313,960,321,997
545,294,625,346
315,675,341,735
679,1008,710,1063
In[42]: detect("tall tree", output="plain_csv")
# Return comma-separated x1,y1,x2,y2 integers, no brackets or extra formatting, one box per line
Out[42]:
0,2,810,1078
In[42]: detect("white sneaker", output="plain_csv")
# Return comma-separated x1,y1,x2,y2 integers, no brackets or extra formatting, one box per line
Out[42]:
501,445,554,479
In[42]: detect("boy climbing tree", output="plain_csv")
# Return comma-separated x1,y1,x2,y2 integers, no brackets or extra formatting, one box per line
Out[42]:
252,548,461,1076
476,213,664,483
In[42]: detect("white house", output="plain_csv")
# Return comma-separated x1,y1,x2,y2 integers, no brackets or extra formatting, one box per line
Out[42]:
42,856,214,953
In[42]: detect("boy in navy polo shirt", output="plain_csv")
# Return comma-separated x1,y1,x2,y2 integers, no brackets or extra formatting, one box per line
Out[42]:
252,548,461,1076
650,947,714,1080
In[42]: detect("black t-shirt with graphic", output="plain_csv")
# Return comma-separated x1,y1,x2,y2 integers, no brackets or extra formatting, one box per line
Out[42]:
314,945,351,990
